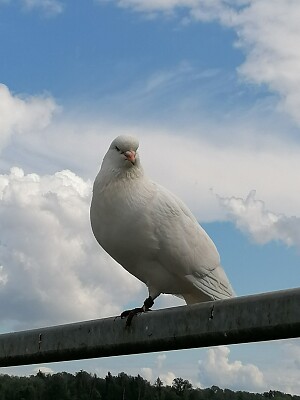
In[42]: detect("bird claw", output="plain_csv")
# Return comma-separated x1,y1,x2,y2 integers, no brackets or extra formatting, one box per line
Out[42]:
120,296,154,326
121,305,152,327
121,307,142,319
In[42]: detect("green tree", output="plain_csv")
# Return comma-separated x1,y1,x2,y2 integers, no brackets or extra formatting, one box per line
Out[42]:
44,373,70,400
155,377,164,400
172,377,193,397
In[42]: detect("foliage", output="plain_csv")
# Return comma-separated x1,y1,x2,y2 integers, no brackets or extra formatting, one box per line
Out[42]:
0,370,298,400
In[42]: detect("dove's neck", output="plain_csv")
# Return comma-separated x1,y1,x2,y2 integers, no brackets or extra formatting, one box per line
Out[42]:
96,159,145,190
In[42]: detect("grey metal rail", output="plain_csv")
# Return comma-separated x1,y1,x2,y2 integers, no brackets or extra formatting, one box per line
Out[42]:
0,288,299,367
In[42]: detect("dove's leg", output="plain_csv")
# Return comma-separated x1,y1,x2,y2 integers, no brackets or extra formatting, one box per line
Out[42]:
144,296,154,310
121,296,155,326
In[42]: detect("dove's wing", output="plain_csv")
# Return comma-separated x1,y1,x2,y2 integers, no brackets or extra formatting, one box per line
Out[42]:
147,182,234,301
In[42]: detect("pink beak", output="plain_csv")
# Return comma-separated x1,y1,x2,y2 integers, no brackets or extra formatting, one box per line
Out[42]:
124,150,136,163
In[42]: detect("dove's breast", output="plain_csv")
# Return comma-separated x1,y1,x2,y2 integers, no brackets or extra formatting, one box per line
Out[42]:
90,177,159,275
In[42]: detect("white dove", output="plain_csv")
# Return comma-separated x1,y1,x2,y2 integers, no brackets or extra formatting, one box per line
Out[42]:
90,135,234,324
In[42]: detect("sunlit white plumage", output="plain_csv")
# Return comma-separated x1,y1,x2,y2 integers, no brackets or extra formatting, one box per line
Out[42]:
90,135,234,310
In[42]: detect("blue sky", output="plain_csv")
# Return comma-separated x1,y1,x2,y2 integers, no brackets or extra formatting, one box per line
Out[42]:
0,0,300,394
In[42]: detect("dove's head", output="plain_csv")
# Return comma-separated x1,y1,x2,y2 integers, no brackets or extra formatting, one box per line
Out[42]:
100,135,143,179
110,135,139,165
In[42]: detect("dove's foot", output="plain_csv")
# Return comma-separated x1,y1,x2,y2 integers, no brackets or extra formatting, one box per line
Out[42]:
121,296,154,327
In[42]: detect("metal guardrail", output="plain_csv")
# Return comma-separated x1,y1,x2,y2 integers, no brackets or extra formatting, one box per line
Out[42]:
0,288,299,367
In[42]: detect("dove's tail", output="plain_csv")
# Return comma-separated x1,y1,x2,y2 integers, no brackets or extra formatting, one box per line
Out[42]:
183,265,235,305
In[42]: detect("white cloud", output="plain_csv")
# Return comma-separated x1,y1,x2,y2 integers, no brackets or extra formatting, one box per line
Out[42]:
136,351,176,387
0,0,64,14
218,190,300,248
217,1,300,126
198,342,300,394
156,354,167,369
99,0,218,14
139,129,300,224
0,84,58,152
21,0,64,15
262,340,300,395
284,341,300,368
0,167,142,330
0,266,8,286
101,0,300,126
160,371,176,386
140,367,153,382
143,61,193,95
198,346,265,392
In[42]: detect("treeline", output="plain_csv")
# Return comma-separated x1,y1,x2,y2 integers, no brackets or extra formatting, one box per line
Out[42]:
0,370,299,400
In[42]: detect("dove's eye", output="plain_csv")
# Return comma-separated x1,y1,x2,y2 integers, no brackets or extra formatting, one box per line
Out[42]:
115,146,120,152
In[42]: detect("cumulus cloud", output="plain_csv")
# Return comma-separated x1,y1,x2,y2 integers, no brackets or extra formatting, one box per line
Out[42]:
160,371,176,386
139,353,176,386
145,353,176,386
198,346,265,392
0,84,58,152
198,343,300,394
218,190,300,248
156,354,167,369
228,1,300,125
101,0,300,126
265,341,300,395
140,367,153,382
0,167,142,330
